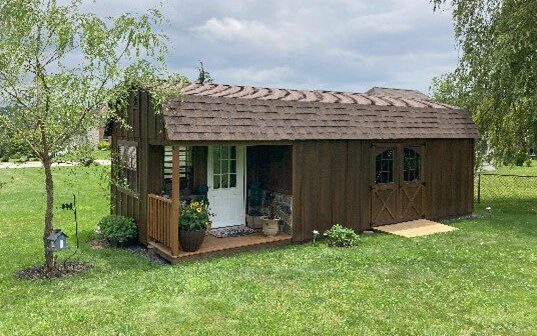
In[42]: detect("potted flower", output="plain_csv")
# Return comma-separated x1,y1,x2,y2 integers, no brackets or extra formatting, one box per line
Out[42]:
179,200,212,252
261,205,280,237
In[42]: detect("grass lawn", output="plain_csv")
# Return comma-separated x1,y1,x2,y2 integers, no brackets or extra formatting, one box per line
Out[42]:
0,166,536,335
489,160,536,176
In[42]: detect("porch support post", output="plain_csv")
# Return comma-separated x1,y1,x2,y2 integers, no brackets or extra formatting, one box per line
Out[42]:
170,145,181,256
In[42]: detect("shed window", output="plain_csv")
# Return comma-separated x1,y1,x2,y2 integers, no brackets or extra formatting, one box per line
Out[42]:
375,149,394,184
118,143,137,192
403,148,420,182
213,145,237,189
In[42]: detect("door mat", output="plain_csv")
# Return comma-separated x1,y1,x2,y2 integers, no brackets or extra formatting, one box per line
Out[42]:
374,219,458,238
210,225,258,238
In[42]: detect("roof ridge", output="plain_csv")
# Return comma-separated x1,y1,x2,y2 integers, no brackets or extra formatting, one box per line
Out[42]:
173,82,461,110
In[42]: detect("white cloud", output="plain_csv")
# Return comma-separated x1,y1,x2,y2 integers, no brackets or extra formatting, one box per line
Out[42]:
56,0,459,93
217,66,295,86
193,18,279,45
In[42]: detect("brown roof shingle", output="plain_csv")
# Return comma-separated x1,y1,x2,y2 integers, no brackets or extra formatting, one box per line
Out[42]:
162,83,478,141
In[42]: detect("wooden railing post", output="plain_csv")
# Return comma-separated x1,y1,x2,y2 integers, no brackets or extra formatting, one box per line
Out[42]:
170,145,180,256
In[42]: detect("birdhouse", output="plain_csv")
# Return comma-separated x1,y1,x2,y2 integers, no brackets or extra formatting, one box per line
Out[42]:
47,229,69,251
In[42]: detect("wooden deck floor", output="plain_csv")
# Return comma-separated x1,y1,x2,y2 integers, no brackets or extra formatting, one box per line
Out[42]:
149,232,292,263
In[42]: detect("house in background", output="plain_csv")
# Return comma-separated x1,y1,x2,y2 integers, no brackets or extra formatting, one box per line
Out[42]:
108,83,478,262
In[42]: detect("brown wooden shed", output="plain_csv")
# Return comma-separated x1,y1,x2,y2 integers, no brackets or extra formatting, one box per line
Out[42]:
109,83,478,262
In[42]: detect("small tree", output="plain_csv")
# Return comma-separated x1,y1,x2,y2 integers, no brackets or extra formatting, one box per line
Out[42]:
0,0,175,271
197,61,213,84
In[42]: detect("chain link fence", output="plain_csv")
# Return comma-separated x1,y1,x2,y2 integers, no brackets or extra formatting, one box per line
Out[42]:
475,173,537,211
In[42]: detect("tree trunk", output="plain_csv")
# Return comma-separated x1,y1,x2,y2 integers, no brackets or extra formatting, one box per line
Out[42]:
43,156,55,271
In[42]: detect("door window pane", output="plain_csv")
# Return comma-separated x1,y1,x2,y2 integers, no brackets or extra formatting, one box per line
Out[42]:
403,148,421,182
375,149,394,184
230,173,237,188
212,145,238,189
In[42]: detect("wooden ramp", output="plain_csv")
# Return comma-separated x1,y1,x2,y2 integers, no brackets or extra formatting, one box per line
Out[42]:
374,219,458,238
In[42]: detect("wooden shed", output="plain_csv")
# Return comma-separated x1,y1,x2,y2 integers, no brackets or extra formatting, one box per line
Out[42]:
109,83,478,262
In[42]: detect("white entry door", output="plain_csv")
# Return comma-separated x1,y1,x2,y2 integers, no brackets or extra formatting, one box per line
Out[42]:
207,145,246,228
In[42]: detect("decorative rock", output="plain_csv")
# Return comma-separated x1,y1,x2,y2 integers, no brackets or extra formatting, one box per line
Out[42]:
363,230,375,235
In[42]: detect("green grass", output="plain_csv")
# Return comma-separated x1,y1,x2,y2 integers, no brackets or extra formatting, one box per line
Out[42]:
491,160,537,176
0,167,536,335
93,149,111,161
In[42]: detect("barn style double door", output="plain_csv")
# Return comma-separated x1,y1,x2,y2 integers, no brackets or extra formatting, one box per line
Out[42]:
371,143,425,226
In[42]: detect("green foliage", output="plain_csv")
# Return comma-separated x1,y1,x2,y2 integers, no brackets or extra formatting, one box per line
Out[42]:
514,152,527,167
0,0,172,160
197,61,213,84
431,0,537,165
97,141,110,151
0,129,34,160
179,200,212,231
98,215,137,243
59,142,96,166
323,224,360,247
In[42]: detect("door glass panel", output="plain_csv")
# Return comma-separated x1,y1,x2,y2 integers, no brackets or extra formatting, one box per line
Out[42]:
375,149,394,184
230,173,237,188
230,159,236,174
403,148,420,182
221,174,229,188
213,175,221,189
221,159,229,175
212,145,238,189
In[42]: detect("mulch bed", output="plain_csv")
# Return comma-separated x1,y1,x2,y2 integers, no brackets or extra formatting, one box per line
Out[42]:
16,262,93,280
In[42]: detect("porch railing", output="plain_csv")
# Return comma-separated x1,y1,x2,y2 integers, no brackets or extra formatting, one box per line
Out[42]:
147,194,173,248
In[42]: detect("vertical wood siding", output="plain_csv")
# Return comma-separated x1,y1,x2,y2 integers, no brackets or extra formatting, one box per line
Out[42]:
292,139,474,242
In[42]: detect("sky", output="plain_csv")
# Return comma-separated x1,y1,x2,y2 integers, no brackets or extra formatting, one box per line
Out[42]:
81,0,458,94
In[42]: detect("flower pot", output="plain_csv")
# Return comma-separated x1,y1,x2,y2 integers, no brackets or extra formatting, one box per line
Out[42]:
179,228,206,252
246,215,263,229
261,217,280,237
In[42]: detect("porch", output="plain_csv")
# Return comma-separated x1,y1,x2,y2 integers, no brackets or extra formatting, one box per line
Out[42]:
145,144,293,262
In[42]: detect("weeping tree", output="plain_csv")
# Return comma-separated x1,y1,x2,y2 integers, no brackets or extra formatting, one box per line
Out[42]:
0,0,182,271
430,0,537,165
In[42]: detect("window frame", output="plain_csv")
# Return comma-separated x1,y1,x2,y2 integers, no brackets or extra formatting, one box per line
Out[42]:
402,146,423,184
373,146,397,185
116,140,138,194
211,145,238,190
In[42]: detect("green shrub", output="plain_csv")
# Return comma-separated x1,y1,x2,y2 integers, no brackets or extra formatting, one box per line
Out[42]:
525,159,532,167
97,140,111,151
324,224,360,247
514,152,527,166
98,215,137,244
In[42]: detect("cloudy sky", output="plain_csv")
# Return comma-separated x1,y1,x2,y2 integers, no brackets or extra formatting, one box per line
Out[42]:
83,0,458,94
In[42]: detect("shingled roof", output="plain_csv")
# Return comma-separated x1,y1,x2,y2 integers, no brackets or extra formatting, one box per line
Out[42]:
366,87,431,101
162,83,478,141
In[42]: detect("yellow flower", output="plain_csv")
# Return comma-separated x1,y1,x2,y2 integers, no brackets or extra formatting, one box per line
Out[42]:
196,207,202,213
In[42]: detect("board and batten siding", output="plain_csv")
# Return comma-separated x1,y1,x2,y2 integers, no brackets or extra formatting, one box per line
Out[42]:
291,139,474,242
